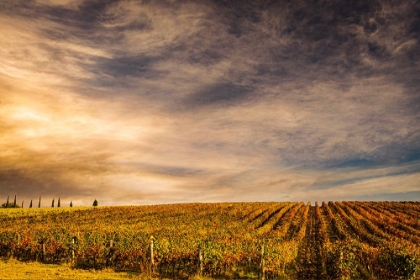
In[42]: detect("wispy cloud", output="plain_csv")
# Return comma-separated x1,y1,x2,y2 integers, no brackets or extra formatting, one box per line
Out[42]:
0,0,419,205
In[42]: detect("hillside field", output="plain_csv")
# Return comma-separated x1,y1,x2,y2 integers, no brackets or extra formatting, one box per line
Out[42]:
0,202,419,279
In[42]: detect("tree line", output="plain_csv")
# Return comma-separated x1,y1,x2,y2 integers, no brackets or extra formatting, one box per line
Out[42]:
1,195,98,208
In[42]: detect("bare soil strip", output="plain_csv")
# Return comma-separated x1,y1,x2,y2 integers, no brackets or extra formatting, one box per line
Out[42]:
297,207,324,280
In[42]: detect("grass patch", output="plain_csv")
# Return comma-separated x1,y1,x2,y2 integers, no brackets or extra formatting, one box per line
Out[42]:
0,258,139,279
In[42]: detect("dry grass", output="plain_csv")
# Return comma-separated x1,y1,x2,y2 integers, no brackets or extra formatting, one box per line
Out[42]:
0,259,221,279
0,258,139,279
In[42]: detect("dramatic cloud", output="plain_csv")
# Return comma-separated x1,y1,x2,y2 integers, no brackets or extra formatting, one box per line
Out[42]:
1,0,419,206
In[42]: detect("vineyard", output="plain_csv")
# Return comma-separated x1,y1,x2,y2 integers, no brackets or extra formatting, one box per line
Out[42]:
0,202,419,279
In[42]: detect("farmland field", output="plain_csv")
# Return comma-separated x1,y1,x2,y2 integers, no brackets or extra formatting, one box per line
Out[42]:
0,202,419,279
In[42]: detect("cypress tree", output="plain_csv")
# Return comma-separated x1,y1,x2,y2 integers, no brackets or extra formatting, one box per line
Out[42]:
51,198,55,208
93,199,98,207
30,200,33,208
38,196,41,208
70,201,73,207
58,197,61,207
21,201,24,208
6,196,9,208
13,195,16,207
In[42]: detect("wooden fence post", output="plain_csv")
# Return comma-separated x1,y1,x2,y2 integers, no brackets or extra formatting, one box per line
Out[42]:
15,233,21,259
71,237,75,264
260,244,265,280
106,239,114,267
150,237,154,274
42,241,46,263
198,244,203,276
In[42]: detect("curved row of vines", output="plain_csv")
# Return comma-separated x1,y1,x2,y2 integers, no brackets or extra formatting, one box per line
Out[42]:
0,202,419,279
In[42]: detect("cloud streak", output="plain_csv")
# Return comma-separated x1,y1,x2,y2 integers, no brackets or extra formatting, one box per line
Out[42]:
0,0,419,205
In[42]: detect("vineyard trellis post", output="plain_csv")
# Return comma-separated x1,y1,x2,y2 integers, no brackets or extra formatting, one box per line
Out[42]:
198,244,203,276
16,233,21,258
106,239,114,267
41,241,46,263
260,244,265,280
71,237,75,264
150,236,154,274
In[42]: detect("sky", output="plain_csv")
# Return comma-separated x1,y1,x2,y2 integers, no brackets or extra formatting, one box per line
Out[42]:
1,0,420,206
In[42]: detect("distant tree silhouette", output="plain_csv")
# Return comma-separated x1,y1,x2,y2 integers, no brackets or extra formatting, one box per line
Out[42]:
1,201,20,208
51,198,55,208
13,195,16,207
21,201,24,208
38,196,41,208
30,200,33,208
58,197,61,207
6,196,9,208
70,201,73,207
93,199,98,207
